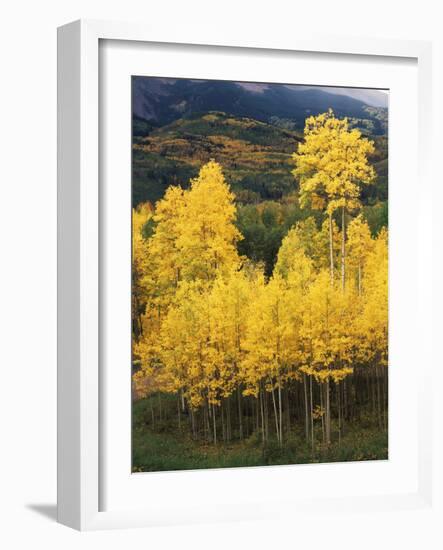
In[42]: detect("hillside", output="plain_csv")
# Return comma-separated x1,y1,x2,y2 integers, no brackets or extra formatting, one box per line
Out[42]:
133,111,303,204
132,110,388,207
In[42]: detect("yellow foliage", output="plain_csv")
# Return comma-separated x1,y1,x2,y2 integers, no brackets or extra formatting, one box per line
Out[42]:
132,146,387,424
293,109,375,216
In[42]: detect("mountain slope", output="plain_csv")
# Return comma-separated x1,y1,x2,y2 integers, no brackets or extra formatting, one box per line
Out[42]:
133,111,302,205
132,111,387,207
132,77,388,135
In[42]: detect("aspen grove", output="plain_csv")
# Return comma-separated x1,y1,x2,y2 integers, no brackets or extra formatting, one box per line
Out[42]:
132,111,388,465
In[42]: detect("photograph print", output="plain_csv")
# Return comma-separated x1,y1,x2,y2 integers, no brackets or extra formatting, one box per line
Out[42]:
131,76,388,472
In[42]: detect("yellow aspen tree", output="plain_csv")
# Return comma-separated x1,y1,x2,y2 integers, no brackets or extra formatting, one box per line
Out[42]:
208,269,253,439
135,161,244,434
273,222,313,278
132,202,153,340
242,273,297,445
346,214,374,295
145,185,186,310
292,110,375,288
300,270,355,444
144,160,242,304
353,228,388,429
276,234,315,444
158,280,210,409
353,228,388,366
157,273,250,441
176,160,243,283
133,194,182,398
274,218,329,277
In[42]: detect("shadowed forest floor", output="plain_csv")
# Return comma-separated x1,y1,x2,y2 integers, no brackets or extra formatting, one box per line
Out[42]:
132,395,388,472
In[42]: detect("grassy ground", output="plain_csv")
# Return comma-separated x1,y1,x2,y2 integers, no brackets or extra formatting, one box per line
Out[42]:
132,397,388,473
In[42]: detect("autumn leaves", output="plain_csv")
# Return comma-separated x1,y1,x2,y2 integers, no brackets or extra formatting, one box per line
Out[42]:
132,111,388,449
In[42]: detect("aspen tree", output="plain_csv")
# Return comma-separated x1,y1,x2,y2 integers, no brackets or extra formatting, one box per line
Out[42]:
132,202,153,340
293,110,375,288
347,214,373,295
176,160,243,282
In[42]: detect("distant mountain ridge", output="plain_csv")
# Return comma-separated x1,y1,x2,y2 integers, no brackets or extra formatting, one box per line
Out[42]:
132,77,388,135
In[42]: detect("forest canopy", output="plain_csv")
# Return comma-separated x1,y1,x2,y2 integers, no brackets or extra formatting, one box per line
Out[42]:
131,110,388,470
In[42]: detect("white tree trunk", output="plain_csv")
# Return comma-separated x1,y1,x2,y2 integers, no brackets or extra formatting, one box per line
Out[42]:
329,212,334,286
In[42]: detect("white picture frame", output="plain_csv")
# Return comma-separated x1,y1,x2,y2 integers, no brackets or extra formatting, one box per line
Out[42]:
57,19,435,532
